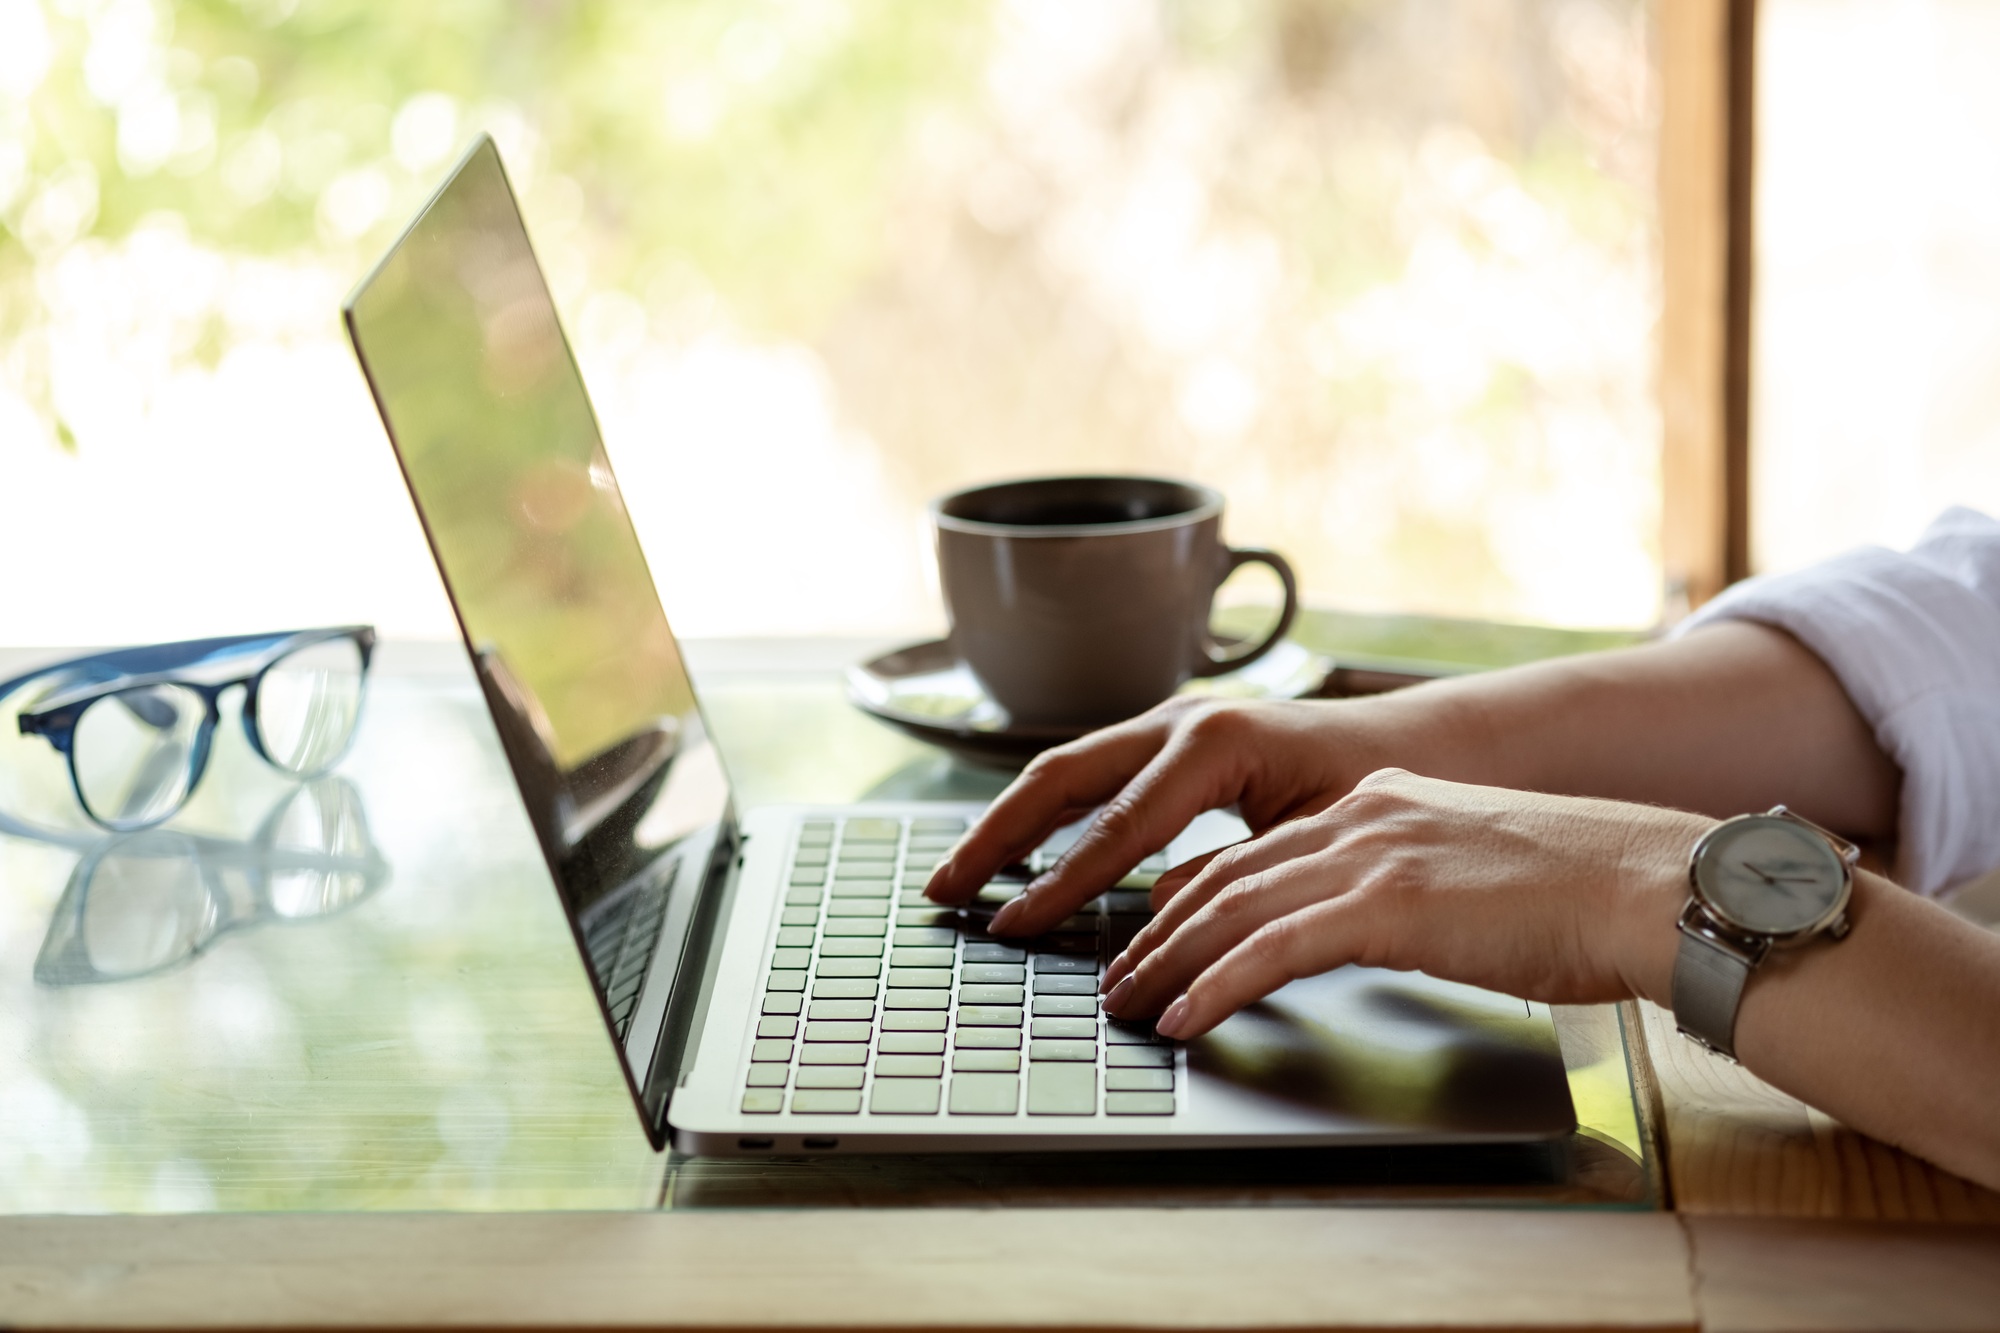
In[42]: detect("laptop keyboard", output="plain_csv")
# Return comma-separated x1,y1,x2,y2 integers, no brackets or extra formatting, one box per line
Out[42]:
740,815,1178,1119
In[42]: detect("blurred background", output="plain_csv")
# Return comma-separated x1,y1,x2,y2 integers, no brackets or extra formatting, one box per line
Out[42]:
1,0,1661,645
1,0,1996,648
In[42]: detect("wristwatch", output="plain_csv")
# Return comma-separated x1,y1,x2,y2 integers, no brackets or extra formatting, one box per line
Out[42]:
1672,805,1859,1060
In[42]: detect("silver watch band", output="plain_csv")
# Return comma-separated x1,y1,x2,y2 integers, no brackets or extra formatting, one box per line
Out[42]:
1671,924,1756,1060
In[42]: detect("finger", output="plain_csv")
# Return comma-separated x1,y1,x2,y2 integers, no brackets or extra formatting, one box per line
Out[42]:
1106,836,1357,1018
1146,847,1227,913
989,721,1255,936
1154,897,1375,1040
924,719,1172,905
1102,816,1335,997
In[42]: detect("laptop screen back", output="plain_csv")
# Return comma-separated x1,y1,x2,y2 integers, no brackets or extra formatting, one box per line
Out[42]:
343,137,731,1121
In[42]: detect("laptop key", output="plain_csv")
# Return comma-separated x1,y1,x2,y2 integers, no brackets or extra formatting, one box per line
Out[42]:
816,958,880,979
750,1040,793,1062
1032,974,1096,995
762,993,804,1015
1027,1063,1096,1115
890,947,954,968
880,1011,947,1032
894,927,957,948
826,899,889,917
745,1065,789,1087
1105,1068,1173,1092
799,1045,867,1066
771,949,814,971
884,989,948,1010
870,1079,941,1115
963,943,1026,964
803,1021,871,1043
766,972,806,992
1029,1039,1097,1062
957,1005,1024,1027
896,908,958,929
1033,954,1098,974
819,938,885,957
1106,1046,1174,1068
1034,998,1099,1019
741,1089,784,1114
790,1089,864,1114
824,919,887,938
961,963,1025,985
757,1016,799,1039
886,967,952,989
955,1028,1021,1049
812,979,878,1000
1031,1017,1097,1040
808,1000,875,1021
953,1049,1020,1072
910,817,966,834
875,1054,945,1078
789,867,827,887
879,1031,945,1054
784,888,823,906
838,843,896,861
774,927,816,949
1104,1022,1169,1045
830,879,892,897
958,984,1025,1005
1104,1091,1175,1115
843,818,901,841
948,1072,1019,1115
794,1067,864,1090
780,907,817,927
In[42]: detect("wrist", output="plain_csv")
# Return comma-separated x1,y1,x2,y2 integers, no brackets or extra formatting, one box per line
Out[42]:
1612,808,1717,1007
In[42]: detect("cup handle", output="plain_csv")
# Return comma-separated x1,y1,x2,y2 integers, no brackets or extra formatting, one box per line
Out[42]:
1194,547,1299,678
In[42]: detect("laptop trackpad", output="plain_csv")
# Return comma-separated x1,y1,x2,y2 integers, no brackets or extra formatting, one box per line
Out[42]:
1183,967,1576,1138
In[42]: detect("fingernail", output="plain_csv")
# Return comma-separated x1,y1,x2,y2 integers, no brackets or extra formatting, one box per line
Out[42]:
1102,974,1137,1015
1099,952,1131,994
1155,996,1191,1038
989,897,1024,934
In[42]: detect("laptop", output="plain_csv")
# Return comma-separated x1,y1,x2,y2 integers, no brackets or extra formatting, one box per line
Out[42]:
342,136,1576,1155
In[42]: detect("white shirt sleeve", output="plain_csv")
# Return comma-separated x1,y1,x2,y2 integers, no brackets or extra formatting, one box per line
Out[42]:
1674,506,2000,896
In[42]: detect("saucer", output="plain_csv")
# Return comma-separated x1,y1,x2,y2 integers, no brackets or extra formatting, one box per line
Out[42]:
845,637,1331,769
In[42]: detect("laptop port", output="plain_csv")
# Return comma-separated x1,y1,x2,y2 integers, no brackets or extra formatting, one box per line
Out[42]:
801,1137,839,1150
737,1137,775,1150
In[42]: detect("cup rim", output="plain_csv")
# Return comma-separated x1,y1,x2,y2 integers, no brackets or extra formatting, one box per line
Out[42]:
931,474,1223,538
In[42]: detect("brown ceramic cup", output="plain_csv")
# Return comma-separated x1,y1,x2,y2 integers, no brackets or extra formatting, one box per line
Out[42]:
931,475,1298,728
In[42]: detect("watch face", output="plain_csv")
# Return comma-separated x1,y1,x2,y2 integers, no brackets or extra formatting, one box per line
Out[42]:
1693,816,1848,935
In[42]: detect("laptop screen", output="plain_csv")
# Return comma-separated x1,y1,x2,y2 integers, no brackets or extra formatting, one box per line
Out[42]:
343,137,731,1117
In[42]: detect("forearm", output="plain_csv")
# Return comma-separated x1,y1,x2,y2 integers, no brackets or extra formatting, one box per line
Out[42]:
1611,860,2000,1190
1354,621,1902,839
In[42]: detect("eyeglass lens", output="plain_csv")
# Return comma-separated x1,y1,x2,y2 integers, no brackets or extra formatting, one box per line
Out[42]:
255,637,365,775
71,683,207,829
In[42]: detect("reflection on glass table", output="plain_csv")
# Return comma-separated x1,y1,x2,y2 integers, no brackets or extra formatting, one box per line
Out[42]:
31,778,387,988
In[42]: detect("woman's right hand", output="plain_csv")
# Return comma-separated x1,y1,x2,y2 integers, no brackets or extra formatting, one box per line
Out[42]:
923,693,1431,936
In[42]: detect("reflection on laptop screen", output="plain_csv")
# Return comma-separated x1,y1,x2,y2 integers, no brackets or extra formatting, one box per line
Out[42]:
343,137,730,1069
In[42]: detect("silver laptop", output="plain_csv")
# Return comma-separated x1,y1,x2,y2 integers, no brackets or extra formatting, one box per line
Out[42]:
342,136,1576,1155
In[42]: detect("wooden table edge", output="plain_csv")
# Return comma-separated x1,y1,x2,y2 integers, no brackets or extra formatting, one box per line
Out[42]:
0,1206,1696,1332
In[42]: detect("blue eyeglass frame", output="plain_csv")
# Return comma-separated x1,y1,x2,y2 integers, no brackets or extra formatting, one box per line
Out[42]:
4,625,377,833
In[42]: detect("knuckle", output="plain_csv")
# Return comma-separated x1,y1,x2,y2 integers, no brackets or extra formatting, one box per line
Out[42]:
1089,793,1147,847
1180,702,1254,746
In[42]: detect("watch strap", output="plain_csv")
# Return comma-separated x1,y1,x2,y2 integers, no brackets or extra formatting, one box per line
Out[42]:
1672,923,1756,1060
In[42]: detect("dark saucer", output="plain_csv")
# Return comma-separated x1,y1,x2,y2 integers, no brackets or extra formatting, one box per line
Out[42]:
845,638,1330,770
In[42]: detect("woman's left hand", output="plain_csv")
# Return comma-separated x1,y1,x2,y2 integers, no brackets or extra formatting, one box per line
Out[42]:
1100,769,1714,1040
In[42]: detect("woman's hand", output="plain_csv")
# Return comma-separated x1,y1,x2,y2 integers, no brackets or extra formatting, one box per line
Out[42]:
925,694,1446,932
1098,769,1710,1040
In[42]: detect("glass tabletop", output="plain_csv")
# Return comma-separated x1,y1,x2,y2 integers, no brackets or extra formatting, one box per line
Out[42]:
0,638,1660,1213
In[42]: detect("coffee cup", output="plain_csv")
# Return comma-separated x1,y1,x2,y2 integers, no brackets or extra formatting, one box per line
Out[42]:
931,475,1298,727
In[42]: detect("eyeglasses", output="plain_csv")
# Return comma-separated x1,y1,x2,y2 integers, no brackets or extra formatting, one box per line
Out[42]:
3,626,375,833
33,776,389,987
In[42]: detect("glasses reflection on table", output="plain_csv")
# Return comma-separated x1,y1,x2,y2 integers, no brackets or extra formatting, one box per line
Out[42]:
32,775,389,987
